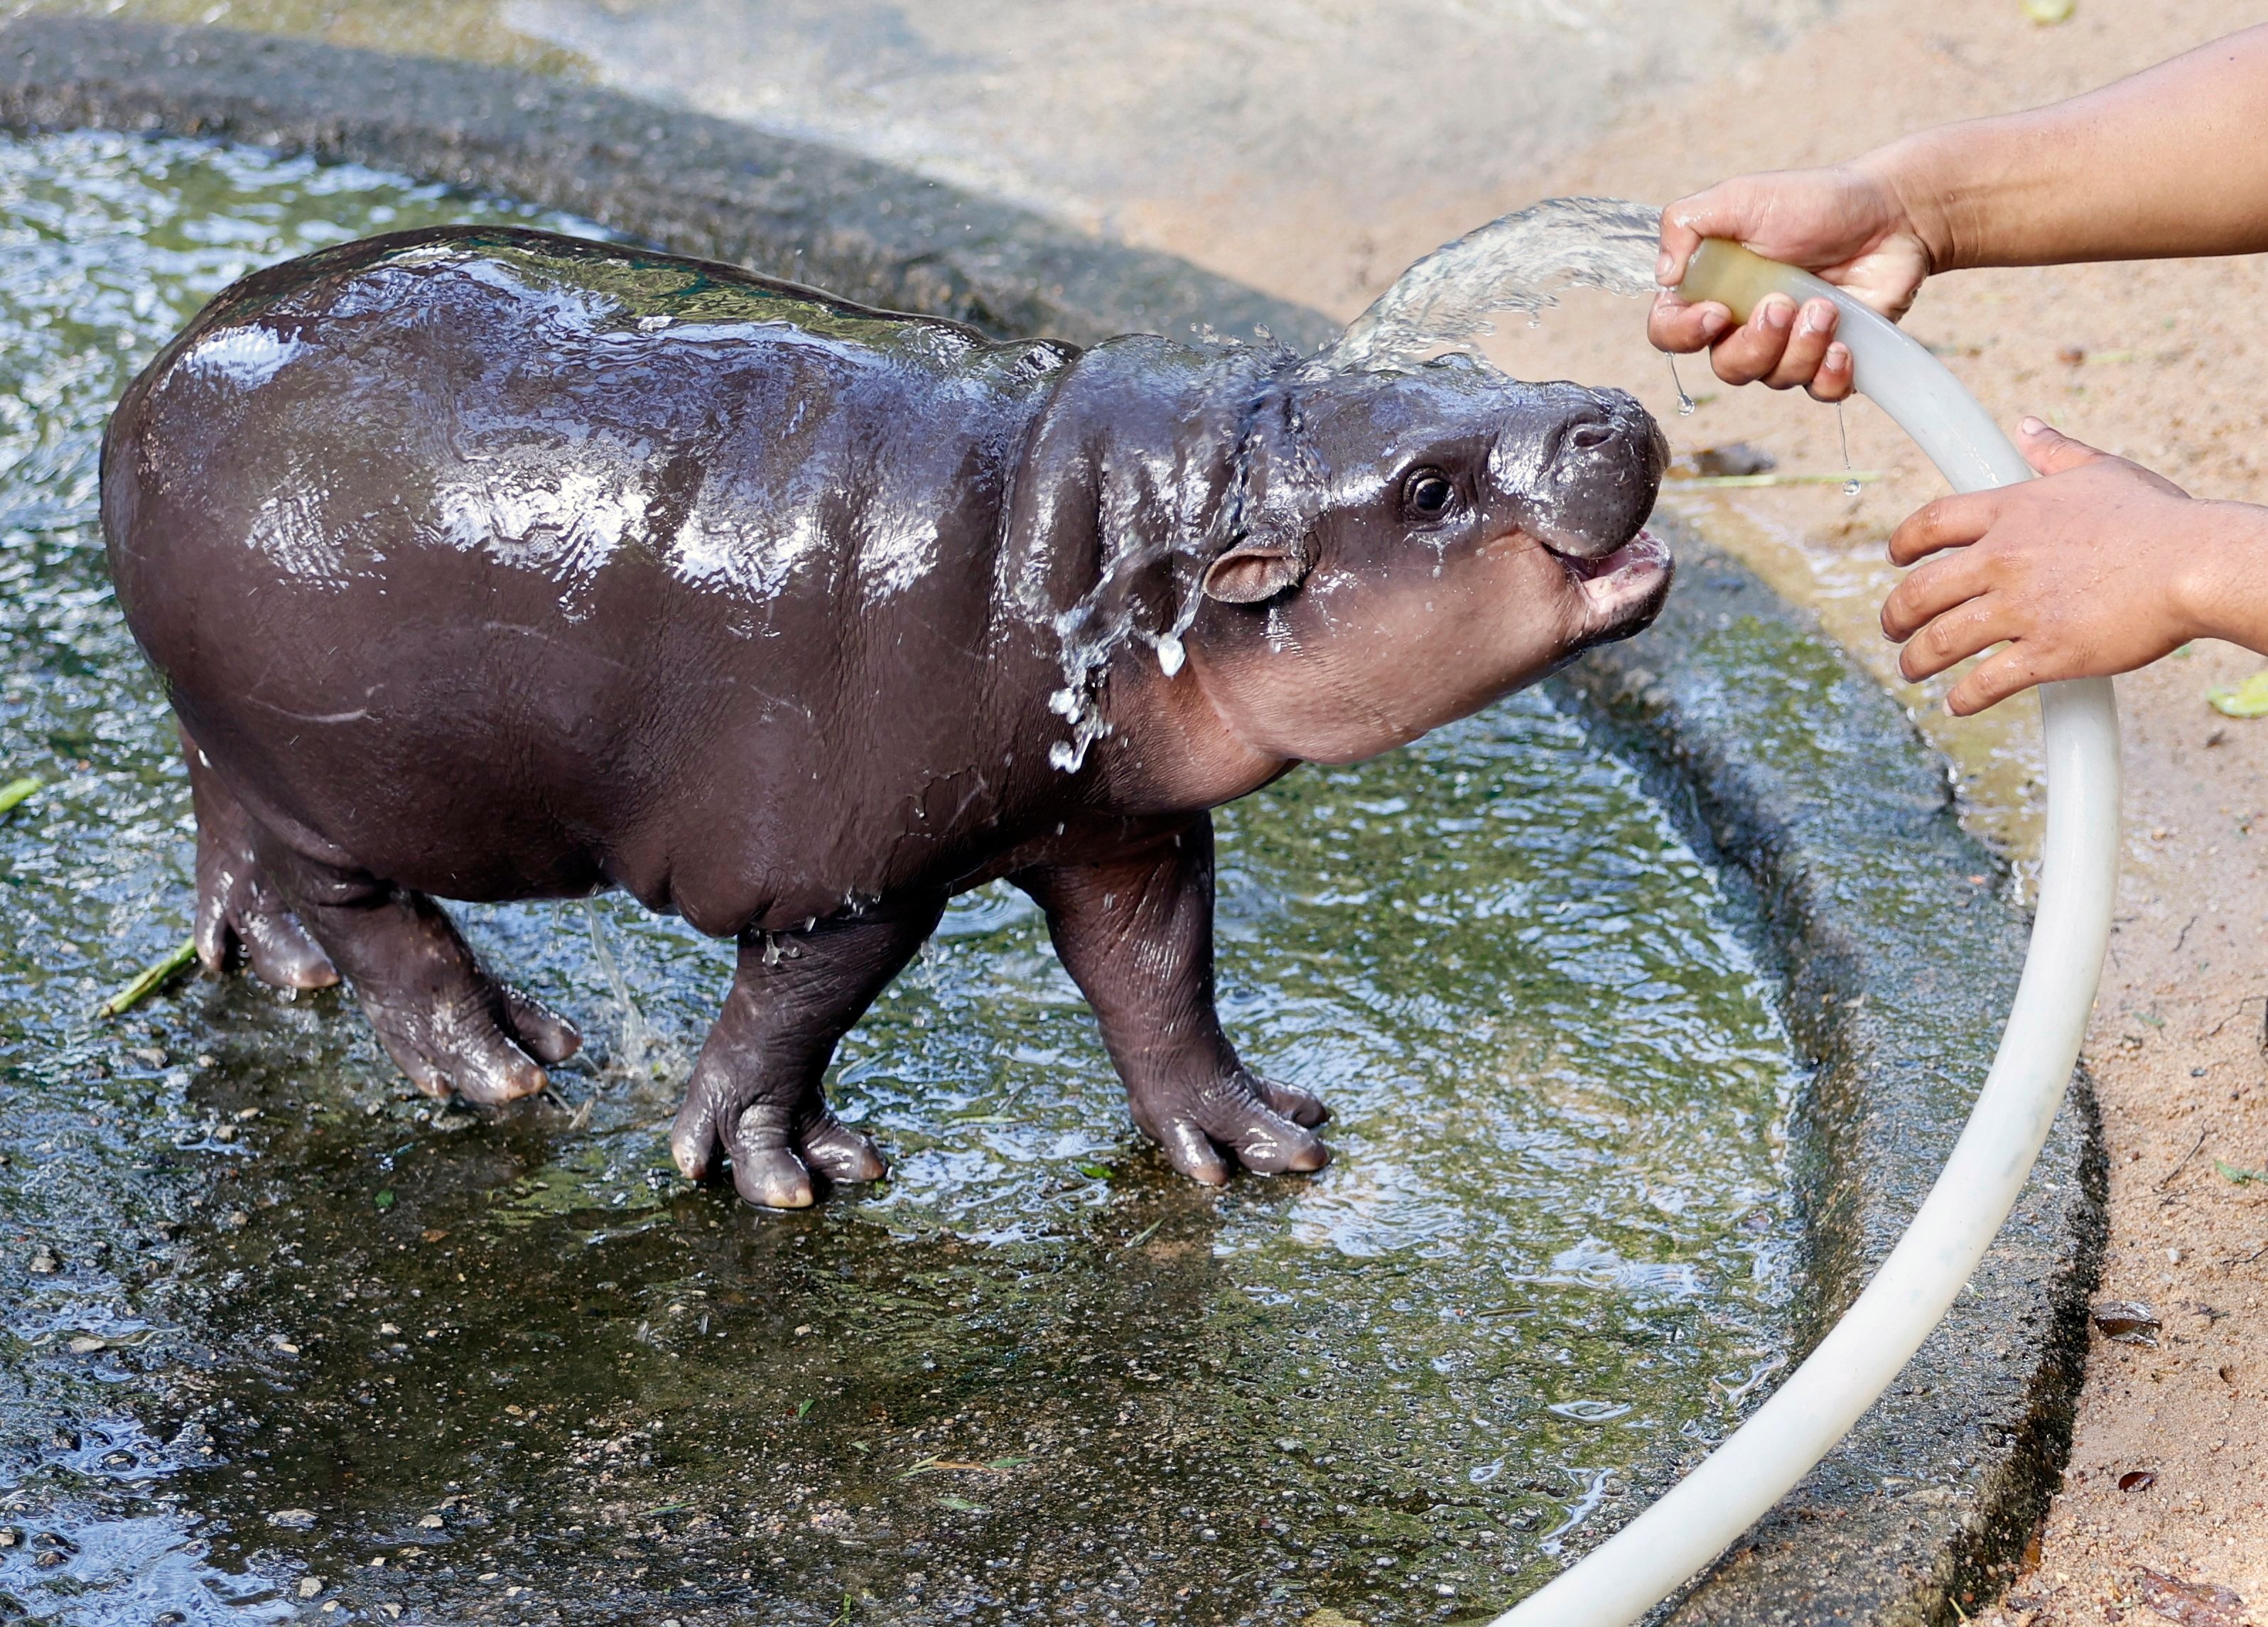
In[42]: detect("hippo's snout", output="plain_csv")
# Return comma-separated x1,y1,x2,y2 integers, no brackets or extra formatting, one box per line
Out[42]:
1516,387,1667,561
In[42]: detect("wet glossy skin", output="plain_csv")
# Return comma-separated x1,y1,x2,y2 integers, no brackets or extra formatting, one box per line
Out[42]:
102,226,1668,1207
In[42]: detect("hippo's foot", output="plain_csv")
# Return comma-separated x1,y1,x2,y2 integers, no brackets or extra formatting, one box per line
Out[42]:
255,843,580,1104
671,1079,886,1210
1128,1068,1331,1187
670,905,944,1209
355,946,584,1108
183,732,337,990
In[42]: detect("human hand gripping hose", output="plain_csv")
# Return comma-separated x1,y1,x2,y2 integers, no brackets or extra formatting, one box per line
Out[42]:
1490,241,2122,1626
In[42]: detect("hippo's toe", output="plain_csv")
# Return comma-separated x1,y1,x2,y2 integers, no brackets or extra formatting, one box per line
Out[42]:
1255,1076,1330,1130
342,954,568,1106
731,1145,817,1210
188,777,338,991
502,985,583,1066
797,1117,888,1184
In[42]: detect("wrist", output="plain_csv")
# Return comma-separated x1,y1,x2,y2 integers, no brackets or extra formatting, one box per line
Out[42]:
1854,132,1960,274
2171,502,2268,650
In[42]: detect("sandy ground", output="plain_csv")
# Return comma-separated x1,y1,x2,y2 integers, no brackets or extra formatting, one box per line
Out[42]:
23,0,2268,1618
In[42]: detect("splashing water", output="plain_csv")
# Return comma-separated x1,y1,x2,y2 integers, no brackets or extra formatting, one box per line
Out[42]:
581,899,688,1092
1319,196,1663,374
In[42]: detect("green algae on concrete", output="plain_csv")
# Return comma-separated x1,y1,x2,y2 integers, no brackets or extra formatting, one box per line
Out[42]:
0,14,1343,355
19,0,583,77
0,131,1803,1625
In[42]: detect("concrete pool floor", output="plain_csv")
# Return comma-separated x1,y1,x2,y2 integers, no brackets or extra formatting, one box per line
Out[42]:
12,0,2268,1616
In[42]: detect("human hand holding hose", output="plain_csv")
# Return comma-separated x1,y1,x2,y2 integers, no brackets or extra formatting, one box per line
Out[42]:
1648,162,1930,402
1648,24,2268,713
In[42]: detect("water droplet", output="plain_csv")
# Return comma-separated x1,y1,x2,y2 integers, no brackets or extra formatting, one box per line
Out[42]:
1155,633,1184,678
1837,401,1857,496
1667,355,1695,416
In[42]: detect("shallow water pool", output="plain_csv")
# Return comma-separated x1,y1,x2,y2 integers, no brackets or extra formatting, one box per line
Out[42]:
0,131,1803,1625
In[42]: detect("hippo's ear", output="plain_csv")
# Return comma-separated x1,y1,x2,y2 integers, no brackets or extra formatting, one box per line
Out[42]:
1201,544,1305,605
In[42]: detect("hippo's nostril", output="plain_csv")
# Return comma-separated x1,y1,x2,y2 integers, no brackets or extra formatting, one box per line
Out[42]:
1565,418,1616,452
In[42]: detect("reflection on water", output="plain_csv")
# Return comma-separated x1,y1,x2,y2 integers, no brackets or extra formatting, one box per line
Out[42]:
1666,490,2048,868
0,131,1802,1623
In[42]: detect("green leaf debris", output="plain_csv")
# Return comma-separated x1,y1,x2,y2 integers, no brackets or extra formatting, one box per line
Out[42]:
97,935,198,1018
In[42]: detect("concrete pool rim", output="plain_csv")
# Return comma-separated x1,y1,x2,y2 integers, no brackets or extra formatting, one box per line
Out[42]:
0,16,2104,1623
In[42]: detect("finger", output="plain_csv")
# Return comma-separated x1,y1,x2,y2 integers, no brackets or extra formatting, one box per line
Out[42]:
1763,298,1840,390
1256,1076,1330,1129
1881,549,1994,642
1705,294,1800,387
1659,184,1769,286
1805,340,1856,404
503,985,580,1064
1886,492,1997,566
1947,643,2053,717
1647,291,1732,354
1656,199,1710,287
1897,597,2018,683
2016,416,2107,477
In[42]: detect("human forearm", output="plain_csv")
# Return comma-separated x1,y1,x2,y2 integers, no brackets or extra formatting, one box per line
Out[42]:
1871,26,2268,274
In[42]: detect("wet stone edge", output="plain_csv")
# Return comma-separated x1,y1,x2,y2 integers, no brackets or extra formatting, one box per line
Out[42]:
0,13,1338,355
1565,522,2105,1627
0,16,2102,1625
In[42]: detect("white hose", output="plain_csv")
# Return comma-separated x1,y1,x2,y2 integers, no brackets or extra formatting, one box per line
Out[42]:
1492,241,2121,1626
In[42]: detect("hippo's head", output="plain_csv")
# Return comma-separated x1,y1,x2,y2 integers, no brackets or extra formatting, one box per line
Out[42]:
1180,357,1670,765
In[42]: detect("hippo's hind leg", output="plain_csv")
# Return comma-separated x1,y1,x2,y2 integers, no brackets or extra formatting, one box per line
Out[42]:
183,728,338,991
670,899,944,1209
252,836,580,1105
1015,816,1329,1186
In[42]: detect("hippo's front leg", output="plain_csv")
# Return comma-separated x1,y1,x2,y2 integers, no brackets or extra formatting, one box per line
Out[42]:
670,899,946,1209
1016,818,1329,1185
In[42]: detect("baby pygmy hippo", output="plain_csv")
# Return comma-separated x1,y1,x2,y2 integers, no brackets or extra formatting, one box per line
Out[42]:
103,227,1669,1207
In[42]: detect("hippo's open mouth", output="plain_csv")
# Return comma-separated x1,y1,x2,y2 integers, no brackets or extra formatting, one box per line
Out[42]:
1552,526,1674,634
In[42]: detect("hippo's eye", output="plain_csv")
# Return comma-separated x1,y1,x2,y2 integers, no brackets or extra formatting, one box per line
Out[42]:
1402,470,1457,521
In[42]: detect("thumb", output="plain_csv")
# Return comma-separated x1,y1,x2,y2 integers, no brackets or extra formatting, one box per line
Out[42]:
2016,416,2105,477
